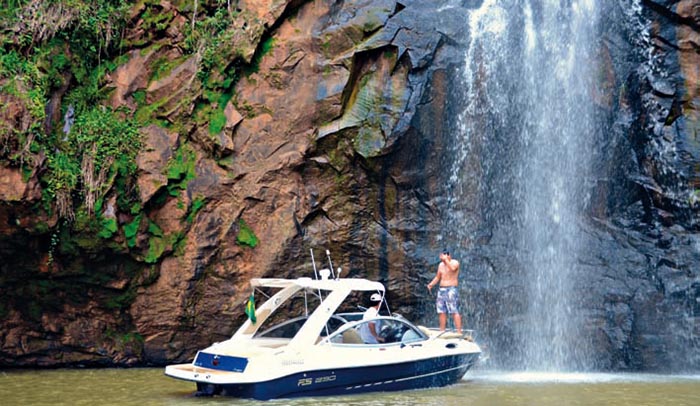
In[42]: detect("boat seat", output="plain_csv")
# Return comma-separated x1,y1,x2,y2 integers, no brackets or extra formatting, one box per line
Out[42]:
342,328,363,344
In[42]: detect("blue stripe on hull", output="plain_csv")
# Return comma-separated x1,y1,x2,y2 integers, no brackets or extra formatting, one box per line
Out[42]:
197,352,479,400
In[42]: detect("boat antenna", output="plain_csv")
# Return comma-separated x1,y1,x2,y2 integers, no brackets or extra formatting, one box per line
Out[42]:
310,249,331,336
325,250,336,279
310,249,319,280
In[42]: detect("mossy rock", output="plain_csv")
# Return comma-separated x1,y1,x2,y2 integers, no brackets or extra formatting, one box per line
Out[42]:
236,219,259,248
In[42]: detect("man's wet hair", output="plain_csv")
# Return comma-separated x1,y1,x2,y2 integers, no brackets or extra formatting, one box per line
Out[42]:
441,249,450,255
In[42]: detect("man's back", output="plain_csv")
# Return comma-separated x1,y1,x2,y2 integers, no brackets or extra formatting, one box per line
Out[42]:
359,306,380,343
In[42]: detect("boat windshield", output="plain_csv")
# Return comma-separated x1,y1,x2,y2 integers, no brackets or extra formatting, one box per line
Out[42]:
326,317,428,345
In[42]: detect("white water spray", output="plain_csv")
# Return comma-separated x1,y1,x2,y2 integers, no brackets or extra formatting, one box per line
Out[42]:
445,0,602,370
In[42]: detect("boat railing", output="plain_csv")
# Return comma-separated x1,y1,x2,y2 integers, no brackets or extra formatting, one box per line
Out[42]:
421,327,475,342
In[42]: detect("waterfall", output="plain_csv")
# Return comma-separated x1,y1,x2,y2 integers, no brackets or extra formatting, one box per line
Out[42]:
444,0,604,371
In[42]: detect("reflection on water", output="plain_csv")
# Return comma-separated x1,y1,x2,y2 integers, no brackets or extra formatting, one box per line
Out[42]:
1,368,700,406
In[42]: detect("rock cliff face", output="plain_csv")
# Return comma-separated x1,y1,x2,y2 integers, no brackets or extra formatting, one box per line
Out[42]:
0,0,698,370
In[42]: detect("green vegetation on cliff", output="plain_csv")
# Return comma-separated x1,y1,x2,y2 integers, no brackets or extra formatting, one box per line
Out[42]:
236,219,259,248
0,0,274,346
1,0,270,228
1,0,141,221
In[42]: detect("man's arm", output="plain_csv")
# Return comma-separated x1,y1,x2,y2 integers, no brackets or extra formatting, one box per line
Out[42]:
369,322,383,342
444,258,459,272
427,268,441,292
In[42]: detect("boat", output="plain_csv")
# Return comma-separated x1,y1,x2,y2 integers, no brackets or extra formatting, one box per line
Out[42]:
164,253,482,399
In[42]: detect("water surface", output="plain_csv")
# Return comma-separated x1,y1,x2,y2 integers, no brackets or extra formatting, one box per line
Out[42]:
2,368,699,406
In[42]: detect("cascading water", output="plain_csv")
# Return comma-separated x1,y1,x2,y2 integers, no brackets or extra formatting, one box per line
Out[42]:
518,0,601,372
443,0,606,371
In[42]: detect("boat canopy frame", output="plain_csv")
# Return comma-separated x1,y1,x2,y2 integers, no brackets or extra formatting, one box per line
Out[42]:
233,277,386,348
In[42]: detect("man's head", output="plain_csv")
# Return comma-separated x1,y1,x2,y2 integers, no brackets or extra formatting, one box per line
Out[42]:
441,249,451,260
369,293,382,307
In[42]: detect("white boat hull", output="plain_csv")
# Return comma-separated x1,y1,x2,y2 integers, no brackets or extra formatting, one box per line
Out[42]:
166,351,479,399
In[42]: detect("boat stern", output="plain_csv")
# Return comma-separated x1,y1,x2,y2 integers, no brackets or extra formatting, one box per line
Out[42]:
164,363,200,381
164,353,248,385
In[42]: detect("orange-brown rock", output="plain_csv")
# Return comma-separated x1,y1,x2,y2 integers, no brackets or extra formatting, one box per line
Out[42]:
676,0,700,190
107,49,157,110
135,125,179,203
2,0,700,373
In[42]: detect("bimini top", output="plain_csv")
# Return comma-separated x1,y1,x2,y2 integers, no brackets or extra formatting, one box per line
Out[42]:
235,276,386,348
250,277,385,293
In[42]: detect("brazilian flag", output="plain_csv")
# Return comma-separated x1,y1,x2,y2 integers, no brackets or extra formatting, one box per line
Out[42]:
245,294,256,323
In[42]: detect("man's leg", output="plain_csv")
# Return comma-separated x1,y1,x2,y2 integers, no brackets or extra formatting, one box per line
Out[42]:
436,291,447,331
453,313,462,333
445,287,462,332
438,313,447,331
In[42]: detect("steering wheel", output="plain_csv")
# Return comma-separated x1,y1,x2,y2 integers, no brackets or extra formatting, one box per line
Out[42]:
379,325,398,342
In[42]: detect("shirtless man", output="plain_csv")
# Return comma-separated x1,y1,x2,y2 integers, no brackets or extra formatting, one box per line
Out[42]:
427,249,462,332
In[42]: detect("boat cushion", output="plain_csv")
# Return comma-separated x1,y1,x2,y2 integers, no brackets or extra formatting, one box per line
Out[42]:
342,328,363,344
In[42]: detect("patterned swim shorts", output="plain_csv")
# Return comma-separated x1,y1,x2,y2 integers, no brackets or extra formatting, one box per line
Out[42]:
436,286,460,314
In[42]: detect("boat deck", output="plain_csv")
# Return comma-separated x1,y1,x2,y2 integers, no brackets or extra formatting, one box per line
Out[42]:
168,364,237,377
